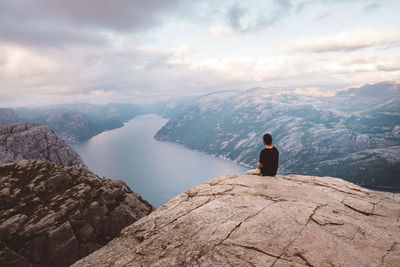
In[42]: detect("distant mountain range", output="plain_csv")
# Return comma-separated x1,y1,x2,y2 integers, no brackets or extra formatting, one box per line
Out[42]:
0,98,192,144
0,108,19,124
155,81,400,189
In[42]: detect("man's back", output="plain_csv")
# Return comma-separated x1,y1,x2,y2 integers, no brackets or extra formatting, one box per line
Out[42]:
259,147,279,176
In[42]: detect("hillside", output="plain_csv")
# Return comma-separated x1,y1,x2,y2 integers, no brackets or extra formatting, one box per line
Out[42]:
0,123,85,168
0,160,153,267
155,81,400,188
73,173,400,266
11,100,191,144
15,107,127,144
0,109,19,124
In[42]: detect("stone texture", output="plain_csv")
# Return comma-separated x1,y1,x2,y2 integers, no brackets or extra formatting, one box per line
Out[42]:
0,122,85,168
73,174,400,267
0,160,154,267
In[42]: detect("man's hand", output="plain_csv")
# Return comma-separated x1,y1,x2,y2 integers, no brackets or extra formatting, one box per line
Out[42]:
258,162,263,169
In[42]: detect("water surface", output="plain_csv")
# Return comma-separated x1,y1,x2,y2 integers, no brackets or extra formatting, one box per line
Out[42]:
74,114,249,207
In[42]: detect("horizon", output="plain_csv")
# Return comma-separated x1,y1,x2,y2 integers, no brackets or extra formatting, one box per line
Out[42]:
1,0,400,107
3,80,398,109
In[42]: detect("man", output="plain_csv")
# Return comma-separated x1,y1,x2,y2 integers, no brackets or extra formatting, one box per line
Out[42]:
258,133,279,176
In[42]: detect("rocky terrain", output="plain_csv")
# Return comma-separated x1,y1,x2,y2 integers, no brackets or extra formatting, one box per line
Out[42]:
0,108,19,124
0,123,86,168
155,81,400,188
0,160,153,267
73,173,400,267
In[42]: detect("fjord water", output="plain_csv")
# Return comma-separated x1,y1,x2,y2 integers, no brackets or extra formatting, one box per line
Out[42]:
74,114,249,207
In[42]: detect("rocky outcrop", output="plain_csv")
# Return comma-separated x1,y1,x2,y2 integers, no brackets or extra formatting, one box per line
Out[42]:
0,108,19,124
73,174,400,267
0,160,153,267
0,123,85,168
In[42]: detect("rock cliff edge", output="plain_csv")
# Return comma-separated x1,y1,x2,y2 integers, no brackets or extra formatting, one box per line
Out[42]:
73,174,400,267
0,123,85,168
0,160,153,267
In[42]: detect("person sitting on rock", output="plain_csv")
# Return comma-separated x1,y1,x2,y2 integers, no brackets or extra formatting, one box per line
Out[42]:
258,133,279,176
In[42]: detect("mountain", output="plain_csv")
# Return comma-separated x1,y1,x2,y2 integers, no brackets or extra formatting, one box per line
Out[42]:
155,82,400,188
0,160,153,267
13,99,192,144
72,173,400,266
15,107,126,144
0,123,85,168
139,96,195,119
0,108,19,124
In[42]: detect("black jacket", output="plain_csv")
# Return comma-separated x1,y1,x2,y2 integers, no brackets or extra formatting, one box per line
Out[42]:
259,147,279,176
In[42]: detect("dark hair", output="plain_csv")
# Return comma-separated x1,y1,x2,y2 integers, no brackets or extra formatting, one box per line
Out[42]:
263,133,272,145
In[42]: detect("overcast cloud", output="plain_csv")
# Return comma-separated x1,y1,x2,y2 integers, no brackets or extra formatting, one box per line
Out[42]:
0,0,399,107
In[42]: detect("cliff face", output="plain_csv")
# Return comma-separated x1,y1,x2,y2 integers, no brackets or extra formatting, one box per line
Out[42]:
0,160,154,267
74,174,400,267
155,81,400,188
0,123,85,168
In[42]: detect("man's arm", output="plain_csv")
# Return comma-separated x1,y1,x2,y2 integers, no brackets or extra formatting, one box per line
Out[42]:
258,150,264,169
274,149,279,172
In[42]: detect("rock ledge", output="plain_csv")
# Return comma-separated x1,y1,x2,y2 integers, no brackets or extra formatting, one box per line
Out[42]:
73,174,400,267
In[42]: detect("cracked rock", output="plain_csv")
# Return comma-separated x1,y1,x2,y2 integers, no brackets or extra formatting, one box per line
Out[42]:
73,174,400,267
0,160,154,267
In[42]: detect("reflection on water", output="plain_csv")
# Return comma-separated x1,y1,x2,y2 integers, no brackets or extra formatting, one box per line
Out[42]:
74,114,249,207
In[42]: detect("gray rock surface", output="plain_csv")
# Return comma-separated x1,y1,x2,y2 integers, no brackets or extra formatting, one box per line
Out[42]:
73,174,400,267
0,123,85,168
0,160,153,267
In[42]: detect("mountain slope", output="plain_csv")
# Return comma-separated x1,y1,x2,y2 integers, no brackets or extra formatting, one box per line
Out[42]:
73,173,400,267
155,82,400,188
0,108,19,124
0,123,85,168
13,100,192,144
0,160,153,267
15,108,124,144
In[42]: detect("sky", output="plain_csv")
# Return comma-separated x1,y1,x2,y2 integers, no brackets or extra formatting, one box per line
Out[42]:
0,0,399,107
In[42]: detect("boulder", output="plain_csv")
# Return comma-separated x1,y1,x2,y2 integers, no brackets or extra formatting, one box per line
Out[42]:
73,174,400,267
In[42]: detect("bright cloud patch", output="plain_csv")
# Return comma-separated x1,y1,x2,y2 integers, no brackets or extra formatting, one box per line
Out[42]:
286,29,400,53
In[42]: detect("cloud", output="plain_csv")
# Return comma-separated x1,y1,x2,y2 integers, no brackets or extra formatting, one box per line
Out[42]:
227,4,247,30
312,11,332,21
286,29,400,53
296,0,314,13
0,45,59,80
1,1,399,107
0,0,183,47
340,54,377,65
225,0,292,32
209,25,236,38
377,61,400,72
363,3,383,13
